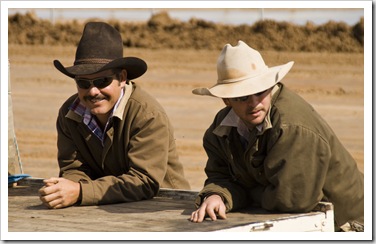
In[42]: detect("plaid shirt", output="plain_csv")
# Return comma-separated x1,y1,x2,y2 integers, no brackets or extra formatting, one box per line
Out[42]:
69,89,124,145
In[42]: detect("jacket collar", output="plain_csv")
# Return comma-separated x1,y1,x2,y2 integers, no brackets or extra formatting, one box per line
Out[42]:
113,82,133,120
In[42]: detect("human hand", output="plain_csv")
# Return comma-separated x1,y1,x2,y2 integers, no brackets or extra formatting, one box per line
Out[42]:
190,194,227,223
38,177,80,209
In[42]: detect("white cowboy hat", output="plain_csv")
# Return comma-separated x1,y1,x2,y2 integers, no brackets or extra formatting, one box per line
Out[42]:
192,40,294,98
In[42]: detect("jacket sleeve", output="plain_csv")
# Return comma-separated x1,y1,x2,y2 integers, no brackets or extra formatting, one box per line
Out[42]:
258,124,331,213
57,105,172,205
195,116,250,211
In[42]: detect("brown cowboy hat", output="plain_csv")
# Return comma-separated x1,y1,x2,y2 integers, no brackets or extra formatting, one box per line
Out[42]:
54,22,147,80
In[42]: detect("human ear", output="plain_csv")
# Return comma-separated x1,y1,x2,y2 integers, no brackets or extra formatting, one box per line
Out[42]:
121,69,127,82
119,69,128,87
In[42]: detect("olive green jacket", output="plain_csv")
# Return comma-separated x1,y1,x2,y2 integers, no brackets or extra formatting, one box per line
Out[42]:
195,84,363,229
57,83,190,205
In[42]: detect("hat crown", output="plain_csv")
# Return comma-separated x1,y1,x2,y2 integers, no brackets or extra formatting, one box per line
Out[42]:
74,22,123,65
217,41,267,84
53,22,147,79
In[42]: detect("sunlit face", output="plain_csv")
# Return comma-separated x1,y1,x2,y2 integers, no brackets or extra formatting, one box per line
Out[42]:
223,88,273,130
75,69,126,123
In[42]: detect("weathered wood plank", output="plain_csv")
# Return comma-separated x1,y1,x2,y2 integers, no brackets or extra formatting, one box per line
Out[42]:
8,179,334,232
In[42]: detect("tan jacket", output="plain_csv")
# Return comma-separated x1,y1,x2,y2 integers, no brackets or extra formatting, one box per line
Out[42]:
57,83,190,205
195,84,363,229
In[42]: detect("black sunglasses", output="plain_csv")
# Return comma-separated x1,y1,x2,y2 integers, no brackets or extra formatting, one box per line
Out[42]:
74,76,115,89
230,90,268,102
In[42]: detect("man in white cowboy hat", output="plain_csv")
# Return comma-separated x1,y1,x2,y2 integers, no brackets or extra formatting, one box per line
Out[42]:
190,40,364,231
38,22,190,209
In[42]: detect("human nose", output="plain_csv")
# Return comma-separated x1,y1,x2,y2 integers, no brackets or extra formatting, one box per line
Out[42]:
85,85,101,96
246,95,259,107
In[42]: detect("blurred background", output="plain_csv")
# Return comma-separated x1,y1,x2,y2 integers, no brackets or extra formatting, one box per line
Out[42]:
8,8,364,26
7,8,364,52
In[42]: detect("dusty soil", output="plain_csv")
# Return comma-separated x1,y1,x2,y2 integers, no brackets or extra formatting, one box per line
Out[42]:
8,44,364,190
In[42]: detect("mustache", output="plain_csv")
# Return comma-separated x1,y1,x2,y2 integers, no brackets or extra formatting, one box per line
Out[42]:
84,95,108,101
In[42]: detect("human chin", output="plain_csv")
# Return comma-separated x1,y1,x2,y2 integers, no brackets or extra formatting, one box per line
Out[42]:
84,98,110,114
89,105,111,116
246,111,265,126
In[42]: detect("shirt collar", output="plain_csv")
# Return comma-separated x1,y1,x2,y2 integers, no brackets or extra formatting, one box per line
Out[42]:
214,108,271,140
219,109,252,140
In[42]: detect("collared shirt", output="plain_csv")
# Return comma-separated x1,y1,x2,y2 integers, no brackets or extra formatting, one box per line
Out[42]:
69,86,130,145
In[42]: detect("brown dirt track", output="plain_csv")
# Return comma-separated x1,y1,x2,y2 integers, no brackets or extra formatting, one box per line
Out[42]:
9,44,364,190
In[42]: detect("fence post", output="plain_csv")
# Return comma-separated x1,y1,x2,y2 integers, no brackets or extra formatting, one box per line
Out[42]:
8,60,22,176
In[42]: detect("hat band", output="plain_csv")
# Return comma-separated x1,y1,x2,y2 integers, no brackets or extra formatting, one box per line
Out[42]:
74,58,113,65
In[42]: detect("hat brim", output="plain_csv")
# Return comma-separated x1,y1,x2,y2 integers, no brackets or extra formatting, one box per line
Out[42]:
192,61,294,98
54,57,147,80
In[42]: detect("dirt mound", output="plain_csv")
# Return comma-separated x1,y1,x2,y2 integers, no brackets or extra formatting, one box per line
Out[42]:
8,11,363,52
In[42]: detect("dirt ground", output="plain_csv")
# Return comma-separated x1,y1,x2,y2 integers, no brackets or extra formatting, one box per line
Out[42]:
8,44,364,191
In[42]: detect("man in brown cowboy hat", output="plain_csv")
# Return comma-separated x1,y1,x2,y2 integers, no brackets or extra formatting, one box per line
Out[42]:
38,22,190,208
189,41,364,231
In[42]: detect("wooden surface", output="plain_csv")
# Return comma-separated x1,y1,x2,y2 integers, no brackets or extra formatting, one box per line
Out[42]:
8,178,333,232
